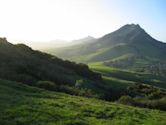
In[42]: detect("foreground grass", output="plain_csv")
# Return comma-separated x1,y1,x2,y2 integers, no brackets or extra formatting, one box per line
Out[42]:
0,79,166,125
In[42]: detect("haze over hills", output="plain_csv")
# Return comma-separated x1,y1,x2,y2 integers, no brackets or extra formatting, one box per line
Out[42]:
71,36,97,45
47,24,166,75
11,36,97,50
10,39,70,50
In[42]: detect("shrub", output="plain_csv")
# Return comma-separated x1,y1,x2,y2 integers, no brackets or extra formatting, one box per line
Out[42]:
118,95,135,105
78,88,94,97
36,81,55,91
132,97,166,111
58,85,76,95
149,97,166,111
75,80,84,88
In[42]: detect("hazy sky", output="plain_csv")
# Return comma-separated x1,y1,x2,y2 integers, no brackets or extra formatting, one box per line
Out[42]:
0,0,165,42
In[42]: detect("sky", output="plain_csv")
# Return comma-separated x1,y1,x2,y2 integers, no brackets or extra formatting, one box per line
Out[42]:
0,0,165,42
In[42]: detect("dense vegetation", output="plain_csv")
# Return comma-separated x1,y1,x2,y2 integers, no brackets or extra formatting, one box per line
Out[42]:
1,79,166,125
0,37,101,83
118,84,166,111
0,38,109,99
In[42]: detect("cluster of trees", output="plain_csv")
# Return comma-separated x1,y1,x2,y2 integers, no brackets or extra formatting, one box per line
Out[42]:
118,83,166,111
126,83,166,98
35,81,96,98
118,95,166,111
145,62,166,76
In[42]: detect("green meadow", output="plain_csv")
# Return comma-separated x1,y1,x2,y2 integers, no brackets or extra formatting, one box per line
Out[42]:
89,62,166,89
1,79,166,125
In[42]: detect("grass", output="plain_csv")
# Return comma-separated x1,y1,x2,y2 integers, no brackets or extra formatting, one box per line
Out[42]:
0,79,166,125
89,62,135,89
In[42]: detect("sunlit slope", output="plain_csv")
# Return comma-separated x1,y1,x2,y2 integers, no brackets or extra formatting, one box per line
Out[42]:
0,79,166,125
89,62,166,89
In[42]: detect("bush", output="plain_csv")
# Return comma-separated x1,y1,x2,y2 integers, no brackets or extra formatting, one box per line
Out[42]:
75,80,84,88
78,88,94,97
58,85,76,95
36,81,55,91
119,96,166,111
148,97,166,111
118,95,135,105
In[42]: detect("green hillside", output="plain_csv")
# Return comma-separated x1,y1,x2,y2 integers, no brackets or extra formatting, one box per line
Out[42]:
0,37,112,99
46,24,166,91
1,79,166,125
0,37,101,84
47,24,166,76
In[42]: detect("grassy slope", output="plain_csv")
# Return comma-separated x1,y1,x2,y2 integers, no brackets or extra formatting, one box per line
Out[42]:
89,62,166,89
0,79,166,125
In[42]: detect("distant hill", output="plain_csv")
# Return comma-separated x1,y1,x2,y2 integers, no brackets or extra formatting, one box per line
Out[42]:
14,36,96,50
12,39,71,50
71,36,97,45
48,24,166,75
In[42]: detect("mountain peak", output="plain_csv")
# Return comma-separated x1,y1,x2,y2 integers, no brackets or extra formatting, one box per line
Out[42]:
0,37,8,43
0,37,14,47
86,36,95,39
73,36,95,42
102,24,147,41
125,23,140,27
120,24,143,32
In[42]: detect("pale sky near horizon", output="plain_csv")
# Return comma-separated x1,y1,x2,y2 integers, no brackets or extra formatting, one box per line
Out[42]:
0,0,165,42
